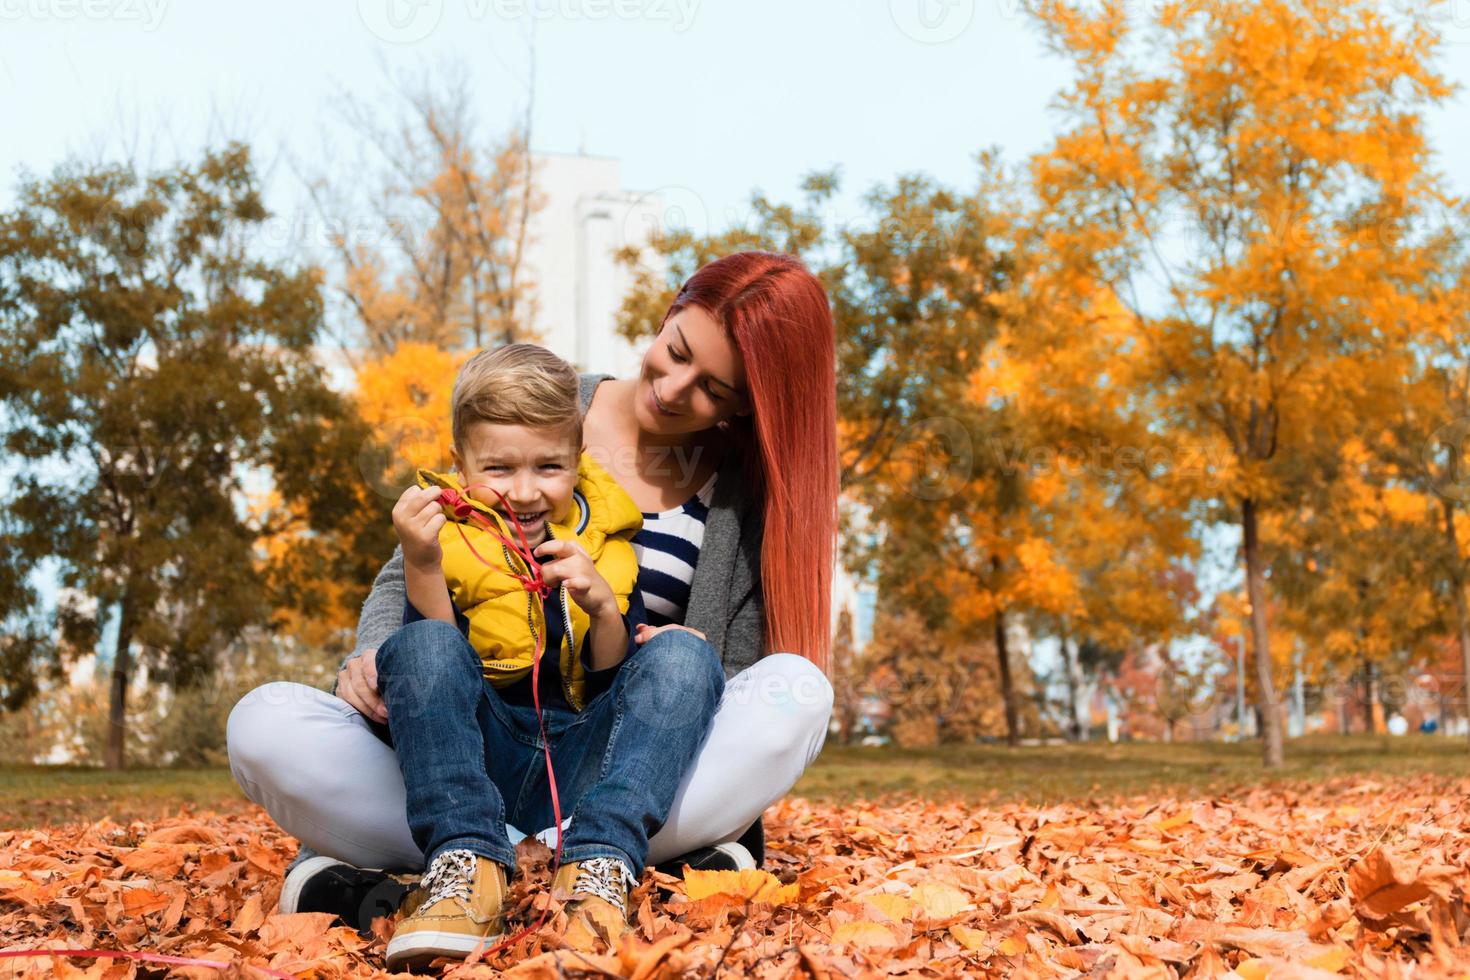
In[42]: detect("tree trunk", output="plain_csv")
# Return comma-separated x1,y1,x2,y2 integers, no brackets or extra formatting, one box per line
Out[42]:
1060,626,1082,741
105,600,134,770
1442,498,1470,750
994,611,1019,747
1362,659,1384,735
1241,498,1285,768
830,611,858,745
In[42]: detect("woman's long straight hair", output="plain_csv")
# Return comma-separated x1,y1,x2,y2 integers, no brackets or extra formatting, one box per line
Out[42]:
664,252,838,671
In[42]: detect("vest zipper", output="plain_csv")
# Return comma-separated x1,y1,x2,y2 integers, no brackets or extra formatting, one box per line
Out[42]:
507,529,579,710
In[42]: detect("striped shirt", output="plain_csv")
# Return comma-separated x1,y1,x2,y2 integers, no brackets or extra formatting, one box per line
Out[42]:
631,471,718,627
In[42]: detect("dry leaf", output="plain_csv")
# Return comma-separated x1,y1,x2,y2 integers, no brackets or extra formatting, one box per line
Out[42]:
0,776,1465,978
681,867,797,904
911,881,973,919
831,920,903,948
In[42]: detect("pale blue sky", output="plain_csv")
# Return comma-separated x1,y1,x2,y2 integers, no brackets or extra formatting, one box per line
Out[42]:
3,1,1469,658
5,0,1466,230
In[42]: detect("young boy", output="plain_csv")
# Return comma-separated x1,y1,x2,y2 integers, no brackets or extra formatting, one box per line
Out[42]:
393,343,644,708
382,343,646,968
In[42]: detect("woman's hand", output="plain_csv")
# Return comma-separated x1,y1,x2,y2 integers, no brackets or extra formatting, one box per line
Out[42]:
337,648,388,723
393,486,446,569
634,623,707,645
534,538,617,618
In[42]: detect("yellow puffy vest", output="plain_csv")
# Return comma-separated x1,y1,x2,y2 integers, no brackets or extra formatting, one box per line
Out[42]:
415,455,642,711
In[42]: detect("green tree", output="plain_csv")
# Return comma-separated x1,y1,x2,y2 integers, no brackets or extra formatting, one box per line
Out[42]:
0,144,359,769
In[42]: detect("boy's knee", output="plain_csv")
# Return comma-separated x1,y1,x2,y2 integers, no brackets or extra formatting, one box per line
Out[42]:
636,629,723,697
377,619,478,682
621,630,724,731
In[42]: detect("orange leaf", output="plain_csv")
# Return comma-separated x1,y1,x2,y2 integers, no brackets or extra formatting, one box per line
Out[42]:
949,924,994,952
232,893,265,935
118,845,187,878
256,912,341,951
120,887,171,917
911,882,973,918
831,921,903,949
862,893,914,921
1348,848,1431,920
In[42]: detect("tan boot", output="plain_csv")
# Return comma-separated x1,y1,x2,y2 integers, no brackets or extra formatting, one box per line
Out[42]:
385,849,509,970
551,857,639,952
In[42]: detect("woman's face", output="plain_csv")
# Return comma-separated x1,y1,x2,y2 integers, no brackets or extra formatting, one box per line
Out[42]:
634,305,750,438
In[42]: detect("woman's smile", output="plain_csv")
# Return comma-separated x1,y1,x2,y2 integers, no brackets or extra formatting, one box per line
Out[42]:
649,385,681,417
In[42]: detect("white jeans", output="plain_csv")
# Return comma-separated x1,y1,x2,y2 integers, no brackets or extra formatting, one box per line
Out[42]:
226,653,832,872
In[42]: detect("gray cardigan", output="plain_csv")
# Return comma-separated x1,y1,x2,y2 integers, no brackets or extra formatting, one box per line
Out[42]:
347,374,766,679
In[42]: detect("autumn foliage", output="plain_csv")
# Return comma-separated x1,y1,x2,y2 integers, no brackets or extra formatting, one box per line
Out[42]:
3,775,1469,977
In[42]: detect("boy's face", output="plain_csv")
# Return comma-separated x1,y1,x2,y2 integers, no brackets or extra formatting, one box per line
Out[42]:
452,422,580,549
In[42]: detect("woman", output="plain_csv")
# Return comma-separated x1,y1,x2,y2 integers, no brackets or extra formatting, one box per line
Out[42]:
226,251,838,946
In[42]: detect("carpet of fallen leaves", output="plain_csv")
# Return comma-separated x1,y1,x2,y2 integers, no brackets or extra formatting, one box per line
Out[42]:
2,774,1468,978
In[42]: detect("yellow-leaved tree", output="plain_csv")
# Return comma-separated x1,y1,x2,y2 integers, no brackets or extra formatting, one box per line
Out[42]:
1029,0,1453,766
272,68,542,643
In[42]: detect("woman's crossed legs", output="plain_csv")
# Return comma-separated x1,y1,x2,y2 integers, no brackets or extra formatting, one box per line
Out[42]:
226,630,833,874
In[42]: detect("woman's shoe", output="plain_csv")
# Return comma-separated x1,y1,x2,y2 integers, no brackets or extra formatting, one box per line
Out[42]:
652,816,764,879
279,855,411,934
551,857,639,952
653,840,755,877
385,849,509,970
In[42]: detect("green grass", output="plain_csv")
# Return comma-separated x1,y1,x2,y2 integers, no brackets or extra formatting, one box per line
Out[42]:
794,734,1470,805
0,765,247,829
3,735,1467,829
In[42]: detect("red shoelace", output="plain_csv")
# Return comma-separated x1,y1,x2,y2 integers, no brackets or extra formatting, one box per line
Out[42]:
433,482,567,960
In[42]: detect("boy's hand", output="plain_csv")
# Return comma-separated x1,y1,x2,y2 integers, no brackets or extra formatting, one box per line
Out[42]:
534,538,617,618
635,623,707,645
393,485,447,568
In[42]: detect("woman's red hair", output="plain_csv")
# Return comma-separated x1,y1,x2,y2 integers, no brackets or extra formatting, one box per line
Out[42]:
665,252,838,671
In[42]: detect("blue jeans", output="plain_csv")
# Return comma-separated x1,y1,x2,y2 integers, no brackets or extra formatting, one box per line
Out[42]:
374,618,725,874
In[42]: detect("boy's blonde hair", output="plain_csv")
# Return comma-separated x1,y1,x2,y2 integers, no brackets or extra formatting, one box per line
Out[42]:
451,344,582,450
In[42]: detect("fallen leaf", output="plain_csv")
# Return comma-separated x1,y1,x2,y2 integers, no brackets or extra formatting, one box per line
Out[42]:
682,867,798,904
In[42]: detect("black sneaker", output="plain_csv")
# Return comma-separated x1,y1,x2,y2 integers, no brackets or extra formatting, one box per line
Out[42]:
653,840,756,878
279,855,413,934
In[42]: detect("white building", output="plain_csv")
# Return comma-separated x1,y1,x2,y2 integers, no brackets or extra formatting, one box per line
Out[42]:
522,152,669,377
